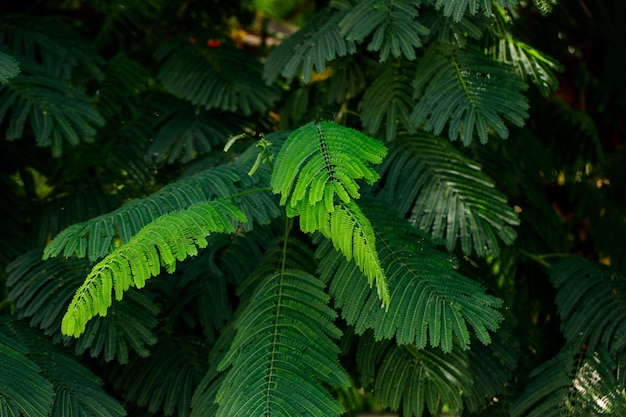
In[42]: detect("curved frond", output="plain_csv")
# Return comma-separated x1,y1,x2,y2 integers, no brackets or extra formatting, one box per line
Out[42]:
317,201,504,351
550,256,626,354
411,43,529,144
272,121,389,304
263,7,356,83
339,0,429,62
377,134,519,256
0,74,105,156
272,121,386,212
74,289,159,363
464,315,520,412
532,0,557,15
61,199,246,337
0,319,125,417
0,331,53,417
0,50,20,84
156,40,279,115
511,346,626,417
357,335,472,417
359,60,416,141
44,164,277,261
216,269,349,417
433,0,518,22
109,333,209,416
0,16,104,81
7,250,160,362
492,36,562,97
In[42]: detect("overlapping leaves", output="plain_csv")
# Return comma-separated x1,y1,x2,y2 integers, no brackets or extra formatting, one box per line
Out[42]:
411,43,529,144
216,270,349,417
60,200,246,337
271,121,390,305
340,0,430,62
377,133,519,256
317,201,504,352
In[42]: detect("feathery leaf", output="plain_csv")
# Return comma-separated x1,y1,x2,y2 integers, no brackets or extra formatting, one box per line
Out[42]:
433,0,518,22
61,199,246,337
217,269,350,417
317,200,504,351
411,43,529,144
263,7,356,83
340,0,429,62
377,134,519,256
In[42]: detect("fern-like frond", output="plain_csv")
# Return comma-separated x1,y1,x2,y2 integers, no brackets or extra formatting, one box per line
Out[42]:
216,269,350,417
551,256,626,354
377,134,519,256
492,36,562,97
464,314,520,412
108,333,209,416
0,50,20,84
156,40,279,115
272,121,386,212
1,319,125,417
263,7,356,83
339,0,429,62
433,0,518,22
532,0,557,15
148,104,238,164
0,331,54,417
7,250,160,362
0,16,104,81
317,200,504,351
61,199,246,337
357,335,472,417
271,121,389,304
0,74,105,156
511,346,626,417
509,347,574,417
44,164,276,261
421,9,484,48
411,43,529,144
74,289,158,363
359,60,416,141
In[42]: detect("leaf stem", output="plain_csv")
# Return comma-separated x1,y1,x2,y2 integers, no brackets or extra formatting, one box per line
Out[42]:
519,250,567,268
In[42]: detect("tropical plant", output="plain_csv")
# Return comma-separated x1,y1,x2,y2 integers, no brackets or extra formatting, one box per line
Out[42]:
1,0,625,416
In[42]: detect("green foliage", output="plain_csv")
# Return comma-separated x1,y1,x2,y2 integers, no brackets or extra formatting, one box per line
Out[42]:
376,133,519,256
60,200,246,337
217,269,349,417
263,7,356,83
3,0,626,416
551,256,626,354
340,0,430,62
0,331,53,417
43,165,276,261
0,319,125,417
156,39,280,115
411,43,529,144
359,60,416,140
0,75,105,156
511,346,626,417
271,121,390,304
317,201,504,352
0,51,19,84
434,0,518,22
357,335,472,416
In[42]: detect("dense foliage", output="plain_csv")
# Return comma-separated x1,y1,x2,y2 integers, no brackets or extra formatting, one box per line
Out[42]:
1,0,625,416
